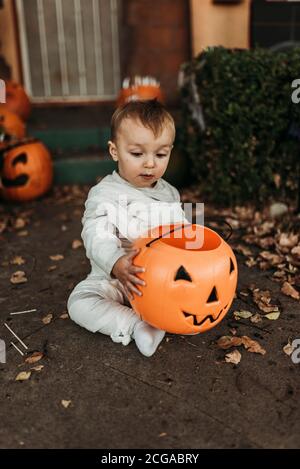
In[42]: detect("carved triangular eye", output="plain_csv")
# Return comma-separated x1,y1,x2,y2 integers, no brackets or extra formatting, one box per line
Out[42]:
12,152,27,166
230,258,235,274
174,265,192,282
207,286,218,303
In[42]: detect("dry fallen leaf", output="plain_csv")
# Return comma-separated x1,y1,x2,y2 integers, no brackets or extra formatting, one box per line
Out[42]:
283,341,295,356
49,254,64,261
25,352,43,364
10,256,25,266
281,281,300,300
250,313,263,323
265,312,280,320
258,261,270,271
217,336,243,349
61,400,72,408
259,251,283,265
245,258,257,268
273,270,286,280
252,289,280,313
47,265,57,272
235,245,252,256
17,230,28,237
14,217,26,229
42,313,53,324
59,312,69,319
217,335,266,355
291,246,300,257
278,233,298,249
241,336,266,355
273,174,281,188
233,310,253,320
31,365,44,372
16,371,31,381
159,432,167,437
72,239,83,250
257,236,275,249
225,349,241,365
254,221,274,236
10,271,27,284
0,219,8,234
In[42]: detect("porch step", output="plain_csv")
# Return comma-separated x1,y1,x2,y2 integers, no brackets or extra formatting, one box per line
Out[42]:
53,155,116,184
31,127,110,152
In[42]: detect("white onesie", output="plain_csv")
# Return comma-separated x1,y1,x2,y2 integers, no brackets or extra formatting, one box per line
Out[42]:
67,169,188,346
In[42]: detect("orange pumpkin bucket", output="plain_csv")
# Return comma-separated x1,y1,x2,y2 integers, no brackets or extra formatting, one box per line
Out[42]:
130,223,238,334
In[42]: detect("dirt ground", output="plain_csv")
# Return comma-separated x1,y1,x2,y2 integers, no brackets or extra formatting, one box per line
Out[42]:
0,184,300,449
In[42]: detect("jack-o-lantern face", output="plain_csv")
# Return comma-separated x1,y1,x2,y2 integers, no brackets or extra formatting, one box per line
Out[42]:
0,81,31,121
0,139,53,202
0,108,26,146
117,76,164,107
130,224,238,334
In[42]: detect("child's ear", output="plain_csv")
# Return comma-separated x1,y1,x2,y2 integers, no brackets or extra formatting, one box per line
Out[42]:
108,140,118,161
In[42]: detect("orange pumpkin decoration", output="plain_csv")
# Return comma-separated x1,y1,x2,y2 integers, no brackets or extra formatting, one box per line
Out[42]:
0,80,31,121
130,223,238,334
0,138,53,202
0,108,26,145
117,76,164,107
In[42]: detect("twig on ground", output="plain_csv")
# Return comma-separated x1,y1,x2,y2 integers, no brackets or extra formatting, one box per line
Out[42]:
4,323,28,350
10,308,37,316
10,342,25,356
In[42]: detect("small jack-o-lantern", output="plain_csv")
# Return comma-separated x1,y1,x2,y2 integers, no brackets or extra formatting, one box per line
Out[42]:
130,224,238,334
0,108,26,146
0,81,31,121
0,138,53,202
117,76,164,107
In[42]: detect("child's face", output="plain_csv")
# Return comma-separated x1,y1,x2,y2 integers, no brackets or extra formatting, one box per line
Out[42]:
108,117,175,188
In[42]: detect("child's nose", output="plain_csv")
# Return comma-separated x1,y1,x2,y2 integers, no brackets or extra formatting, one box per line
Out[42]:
144,156,155,168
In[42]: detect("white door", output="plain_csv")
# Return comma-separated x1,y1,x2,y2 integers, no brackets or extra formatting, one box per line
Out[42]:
15,0,121,103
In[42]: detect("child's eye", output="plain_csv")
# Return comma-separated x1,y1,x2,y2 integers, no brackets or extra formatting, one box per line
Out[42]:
131,152,142,157
157,154,167,158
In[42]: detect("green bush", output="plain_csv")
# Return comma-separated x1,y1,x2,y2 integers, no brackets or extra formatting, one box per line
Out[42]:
179,47,300,206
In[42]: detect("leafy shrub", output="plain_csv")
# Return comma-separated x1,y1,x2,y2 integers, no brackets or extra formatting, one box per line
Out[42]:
179,47,300,206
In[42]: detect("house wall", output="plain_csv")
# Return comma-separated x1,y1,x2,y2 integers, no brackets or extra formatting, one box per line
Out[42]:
190,0,251,55
119,0,191,104
0,0,20,81
1,0,191,103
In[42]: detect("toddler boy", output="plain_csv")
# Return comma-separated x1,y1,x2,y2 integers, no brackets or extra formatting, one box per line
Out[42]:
67,99,188,357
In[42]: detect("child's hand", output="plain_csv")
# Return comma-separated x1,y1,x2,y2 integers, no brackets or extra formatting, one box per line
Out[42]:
112,249,146,300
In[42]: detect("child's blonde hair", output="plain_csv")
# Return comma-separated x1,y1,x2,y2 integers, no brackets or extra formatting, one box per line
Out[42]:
110,99,175,142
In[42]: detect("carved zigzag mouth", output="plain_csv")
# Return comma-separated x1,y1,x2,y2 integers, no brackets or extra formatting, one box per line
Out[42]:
183,304,228,327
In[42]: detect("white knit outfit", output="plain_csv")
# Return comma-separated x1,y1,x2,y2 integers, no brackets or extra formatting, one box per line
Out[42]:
67,170,188,347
